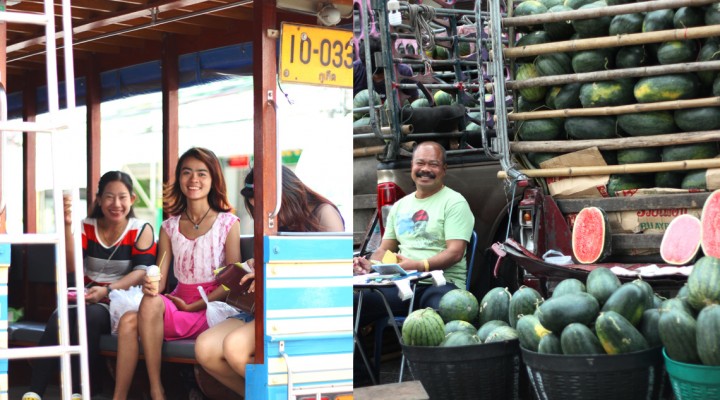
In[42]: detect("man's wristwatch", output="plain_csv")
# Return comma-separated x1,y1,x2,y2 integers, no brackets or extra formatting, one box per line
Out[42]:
106,285,114,297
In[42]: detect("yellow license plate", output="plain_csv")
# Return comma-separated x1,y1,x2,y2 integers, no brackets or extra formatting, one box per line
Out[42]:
280,23,353,88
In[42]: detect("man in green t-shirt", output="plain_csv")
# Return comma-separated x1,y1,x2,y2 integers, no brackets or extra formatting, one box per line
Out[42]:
353,140,475,327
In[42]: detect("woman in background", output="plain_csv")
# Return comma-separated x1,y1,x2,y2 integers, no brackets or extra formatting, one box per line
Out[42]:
194,166,344,396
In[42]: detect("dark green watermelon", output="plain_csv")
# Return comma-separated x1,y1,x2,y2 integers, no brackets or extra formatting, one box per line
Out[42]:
674,107,720,132
617,111,676,137
609,13,644,36
681,170,707,190
572,2,611,38
544,5,575,40
661,143,719,162
655,171,685,189
617,148,660,165
616,46,648,69
565,116,617,139
656,41,698,65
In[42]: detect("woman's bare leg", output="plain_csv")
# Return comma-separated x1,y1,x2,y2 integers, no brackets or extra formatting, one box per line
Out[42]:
195,318,247,394
138,295,166,400
112,312,139,400
223,320,256,395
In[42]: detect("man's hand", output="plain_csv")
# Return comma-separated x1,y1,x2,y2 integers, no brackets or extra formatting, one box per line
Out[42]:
396,254,422,271
353,256,372,275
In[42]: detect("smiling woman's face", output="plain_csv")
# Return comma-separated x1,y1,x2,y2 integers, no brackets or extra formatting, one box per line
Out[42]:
98,180,135,223
179,157,212,200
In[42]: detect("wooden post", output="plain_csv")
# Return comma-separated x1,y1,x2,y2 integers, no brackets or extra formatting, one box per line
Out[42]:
86,59,101,212
252,0,277,368
22,72,37,234
162,33,179,200
0,0,5,223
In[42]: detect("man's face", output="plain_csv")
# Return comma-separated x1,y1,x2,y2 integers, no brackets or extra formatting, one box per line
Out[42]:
411,144,446,192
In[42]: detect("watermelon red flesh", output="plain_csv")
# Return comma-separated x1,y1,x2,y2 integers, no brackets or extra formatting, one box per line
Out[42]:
702,190,720,258
660,214,702,265
572,207,611,264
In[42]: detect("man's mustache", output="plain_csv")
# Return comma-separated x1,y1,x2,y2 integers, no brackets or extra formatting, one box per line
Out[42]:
416,171,436,179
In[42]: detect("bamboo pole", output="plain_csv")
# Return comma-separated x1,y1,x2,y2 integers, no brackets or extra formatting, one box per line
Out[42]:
506,61,720,90
503,0,717,27
353,124,414,135
509,97,720,121
504,25,720,59
354,145,386,157
510,131,720,153
497,158,720,179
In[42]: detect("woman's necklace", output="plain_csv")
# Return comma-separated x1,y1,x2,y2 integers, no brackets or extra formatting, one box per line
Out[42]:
185,207,211,230
99,221,125,246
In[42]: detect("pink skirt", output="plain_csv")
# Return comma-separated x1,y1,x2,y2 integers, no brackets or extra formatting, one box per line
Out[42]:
162,281,219,341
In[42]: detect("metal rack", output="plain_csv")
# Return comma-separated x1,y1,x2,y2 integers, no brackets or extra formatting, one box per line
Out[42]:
353,0,499,161
0,0,89,398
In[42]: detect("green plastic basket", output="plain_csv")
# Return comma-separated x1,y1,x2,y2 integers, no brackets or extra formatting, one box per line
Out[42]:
664,348,720,400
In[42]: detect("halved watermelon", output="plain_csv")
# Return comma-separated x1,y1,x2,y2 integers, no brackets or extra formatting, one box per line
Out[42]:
702,190,720,258
572,207,612,264
660,214,702,265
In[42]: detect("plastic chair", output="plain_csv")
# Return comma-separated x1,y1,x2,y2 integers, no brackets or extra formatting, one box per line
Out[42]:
371,230,478,381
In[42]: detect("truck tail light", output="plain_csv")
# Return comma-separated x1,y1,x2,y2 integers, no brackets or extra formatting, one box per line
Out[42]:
377,181,405,235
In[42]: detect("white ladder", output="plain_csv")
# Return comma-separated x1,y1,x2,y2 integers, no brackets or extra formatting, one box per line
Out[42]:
0,0,89,398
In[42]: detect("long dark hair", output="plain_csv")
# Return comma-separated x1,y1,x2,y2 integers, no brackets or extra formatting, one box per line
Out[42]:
240,166,342,232
89,171,136,219
164,147,232,216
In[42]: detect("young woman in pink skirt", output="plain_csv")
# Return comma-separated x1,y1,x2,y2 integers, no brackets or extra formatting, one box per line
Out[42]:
112,147,241,400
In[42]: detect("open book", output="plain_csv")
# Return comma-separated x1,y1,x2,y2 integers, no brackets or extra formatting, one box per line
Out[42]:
214,261,255,313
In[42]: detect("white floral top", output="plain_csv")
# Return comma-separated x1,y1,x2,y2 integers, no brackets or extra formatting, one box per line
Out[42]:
162,212,239,284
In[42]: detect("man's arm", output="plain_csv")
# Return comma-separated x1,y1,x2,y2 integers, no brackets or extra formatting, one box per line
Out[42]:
353,239,399,275
396,239,467,272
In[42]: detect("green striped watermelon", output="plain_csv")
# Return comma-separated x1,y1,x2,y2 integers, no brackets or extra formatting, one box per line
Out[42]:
696,304,720,365
586,267,621,306
596,311,649,355
444,320,477,336
440,331,481,347
438,289,479,324
478,287,512,325
402,308,446,346
508,286,544,328
477,320,510,342
538,333,563,354
659,308,700,363
687,256,720,311
484,326,519,343
561,323,605,355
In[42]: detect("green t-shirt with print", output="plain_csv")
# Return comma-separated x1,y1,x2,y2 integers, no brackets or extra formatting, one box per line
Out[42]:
383,186,475,288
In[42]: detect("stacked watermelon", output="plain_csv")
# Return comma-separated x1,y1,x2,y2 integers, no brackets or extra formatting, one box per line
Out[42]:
513,270,675,356
402,288,521,348
658,256,720,366
511,2,720,192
